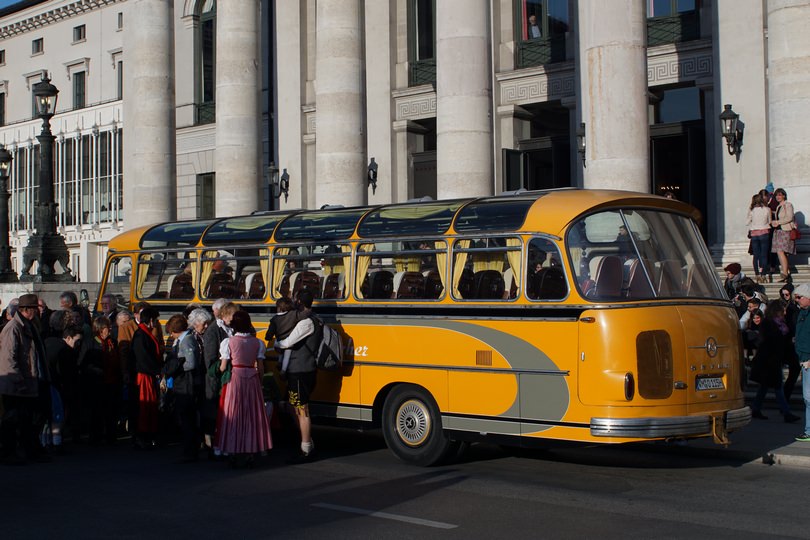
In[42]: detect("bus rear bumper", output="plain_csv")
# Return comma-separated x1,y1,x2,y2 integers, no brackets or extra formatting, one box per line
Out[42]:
590,406,751,439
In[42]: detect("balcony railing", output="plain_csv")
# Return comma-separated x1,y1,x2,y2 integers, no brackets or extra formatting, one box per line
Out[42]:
516,35,567,69
409,58,436,87
647,11,701,47
196,101,216,125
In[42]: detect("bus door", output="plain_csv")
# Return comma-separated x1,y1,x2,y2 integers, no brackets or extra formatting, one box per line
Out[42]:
577,306,688,413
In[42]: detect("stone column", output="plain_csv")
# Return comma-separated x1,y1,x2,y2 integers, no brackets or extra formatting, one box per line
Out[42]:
315,0,365,208
123,0,175,226
767,0,810,229
436,0,492,199
578,0,648,192
215,0,261,217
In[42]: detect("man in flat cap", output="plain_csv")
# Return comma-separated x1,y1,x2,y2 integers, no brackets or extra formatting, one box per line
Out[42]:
0,293,49,464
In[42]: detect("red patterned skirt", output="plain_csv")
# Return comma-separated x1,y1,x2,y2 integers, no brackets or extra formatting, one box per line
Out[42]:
137,373,159,434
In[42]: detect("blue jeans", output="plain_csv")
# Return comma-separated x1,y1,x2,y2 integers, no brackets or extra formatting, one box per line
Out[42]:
753,379,791,415
750,234,770,276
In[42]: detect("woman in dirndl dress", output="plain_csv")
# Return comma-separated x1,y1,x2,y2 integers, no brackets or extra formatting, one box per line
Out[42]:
215,310,272,467
770,188,797,283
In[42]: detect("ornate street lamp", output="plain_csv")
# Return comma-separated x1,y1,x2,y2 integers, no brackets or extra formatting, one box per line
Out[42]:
0,144,17,282
719,104,744,156
20,75,74,282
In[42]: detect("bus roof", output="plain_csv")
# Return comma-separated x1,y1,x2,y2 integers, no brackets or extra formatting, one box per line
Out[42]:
106,189,697,253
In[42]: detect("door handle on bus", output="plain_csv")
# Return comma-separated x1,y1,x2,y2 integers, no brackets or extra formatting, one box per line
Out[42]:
580,317,596,323
674,381,687,390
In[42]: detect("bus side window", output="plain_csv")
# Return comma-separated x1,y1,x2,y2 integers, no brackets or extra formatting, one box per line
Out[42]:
452,237,519,301
526,238,567,301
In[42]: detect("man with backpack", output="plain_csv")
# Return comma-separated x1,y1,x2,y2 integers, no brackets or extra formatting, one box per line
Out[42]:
272,290,319,462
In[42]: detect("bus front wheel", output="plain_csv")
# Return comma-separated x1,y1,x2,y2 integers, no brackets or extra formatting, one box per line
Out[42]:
382,385,451,466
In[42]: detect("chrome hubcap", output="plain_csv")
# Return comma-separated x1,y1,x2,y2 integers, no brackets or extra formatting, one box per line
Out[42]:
395,399,431,447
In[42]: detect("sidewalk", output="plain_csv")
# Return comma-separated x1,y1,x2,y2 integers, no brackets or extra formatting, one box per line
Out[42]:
657,401,810,468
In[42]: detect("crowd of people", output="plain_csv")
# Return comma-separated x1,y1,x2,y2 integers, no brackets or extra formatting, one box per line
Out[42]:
725,257,810,438
745,184,800,284
0,289,322,467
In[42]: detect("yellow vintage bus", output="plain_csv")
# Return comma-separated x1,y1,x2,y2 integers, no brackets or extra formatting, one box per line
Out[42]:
98,189,750,465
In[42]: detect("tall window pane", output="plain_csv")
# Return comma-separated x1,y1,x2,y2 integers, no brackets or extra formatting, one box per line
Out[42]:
73,71,86,109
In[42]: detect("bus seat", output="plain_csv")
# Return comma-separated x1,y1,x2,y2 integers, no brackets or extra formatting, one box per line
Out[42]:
165,274,176,297
456,268,475,299
278,274,291,298
472,270,505,300
368,270,394,299
591,255,623,299
503,268,518,299
322,272,344,299
168,272,194,299
424,270,444,299
206,272,237,298
394,271,425,299
244,272,265,299
658,260,684,296
292,270,321,300
624,259,654,299
532,267,567,300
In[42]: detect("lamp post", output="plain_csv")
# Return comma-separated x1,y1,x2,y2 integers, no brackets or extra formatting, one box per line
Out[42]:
0,144,17,282
20,76,74,282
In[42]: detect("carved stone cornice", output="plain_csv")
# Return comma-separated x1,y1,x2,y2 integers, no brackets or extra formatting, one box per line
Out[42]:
393,85,436,121
647,39,712,86
497,62,576,106
0,0,123,40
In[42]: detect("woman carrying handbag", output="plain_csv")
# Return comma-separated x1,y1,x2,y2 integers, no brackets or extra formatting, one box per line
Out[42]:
770,188,797,283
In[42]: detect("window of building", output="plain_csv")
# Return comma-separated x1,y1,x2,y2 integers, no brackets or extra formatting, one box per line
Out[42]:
0,50,5,66
32,38,44,55
197,173,215,219
408,0,435,86
117,60,123,99
651,86,702,124
73,24,86,43
197,0,216,125
117,12,123,30
516,0,568,68
73,71,86,109
0,93,5,127
647,0,699,46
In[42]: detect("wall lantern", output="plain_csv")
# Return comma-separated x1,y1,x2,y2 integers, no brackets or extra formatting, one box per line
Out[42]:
576,122,586,167
367,157,378,194
719,104,744,156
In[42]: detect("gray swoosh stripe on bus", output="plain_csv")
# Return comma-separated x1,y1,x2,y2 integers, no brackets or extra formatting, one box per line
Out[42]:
346,317,570,423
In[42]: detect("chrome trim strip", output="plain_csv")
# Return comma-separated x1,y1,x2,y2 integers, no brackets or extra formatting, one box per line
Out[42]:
591,406,751,438
352,360,569,376
591,414,712,438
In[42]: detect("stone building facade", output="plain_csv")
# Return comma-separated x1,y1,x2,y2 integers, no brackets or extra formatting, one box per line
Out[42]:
0,0,807,281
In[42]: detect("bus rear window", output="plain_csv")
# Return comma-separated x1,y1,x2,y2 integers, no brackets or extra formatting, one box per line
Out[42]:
568,209,724,301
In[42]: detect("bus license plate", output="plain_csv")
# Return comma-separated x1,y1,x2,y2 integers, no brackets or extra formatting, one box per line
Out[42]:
696,377,724,391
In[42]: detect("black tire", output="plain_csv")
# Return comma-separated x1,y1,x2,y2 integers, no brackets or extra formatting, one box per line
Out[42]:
381,384,451,466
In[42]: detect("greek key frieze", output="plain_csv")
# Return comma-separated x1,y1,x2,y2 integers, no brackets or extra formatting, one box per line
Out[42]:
500,73,575,105
396,94,437,121
648,53,712,85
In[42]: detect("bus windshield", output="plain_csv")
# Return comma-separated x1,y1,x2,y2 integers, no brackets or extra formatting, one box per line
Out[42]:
568,209,724,300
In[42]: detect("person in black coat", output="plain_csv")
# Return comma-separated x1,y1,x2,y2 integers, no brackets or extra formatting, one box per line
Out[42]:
163,314,204,462
130,307,162,448
750,300,800,422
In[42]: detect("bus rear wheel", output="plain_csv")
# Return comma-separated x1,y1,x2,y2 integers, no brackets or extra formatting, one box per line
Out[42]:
382,385,451,466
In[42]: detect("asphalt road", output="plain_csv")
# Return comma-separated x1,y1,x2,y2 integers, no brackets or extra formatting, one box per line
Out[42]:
1,426,806,540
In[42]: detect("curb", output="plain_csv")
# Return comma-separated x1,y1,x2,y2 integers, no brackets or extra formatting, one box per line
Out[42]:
767,452,810,468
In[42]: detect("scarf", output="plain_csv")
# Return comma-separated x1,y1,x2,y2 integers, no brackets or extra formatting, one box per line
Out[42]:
138,323,161,357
